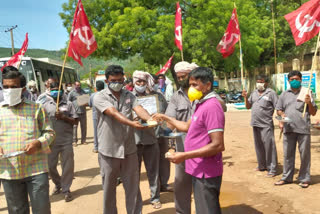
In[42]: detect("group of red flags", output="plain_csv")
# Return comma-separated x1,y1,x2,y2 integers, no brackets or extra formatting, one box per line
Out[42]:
3,0,320,72
1,0,97,71
216,0,320,58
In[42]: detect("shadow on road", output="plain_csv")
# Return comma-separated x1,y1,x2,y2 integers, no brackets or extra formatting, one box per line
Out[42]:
222,204,263,214
74,167,100,177
140,172,147,181
50,184,102,203
0,207,7,212
148,208,176,213
311,174,320,185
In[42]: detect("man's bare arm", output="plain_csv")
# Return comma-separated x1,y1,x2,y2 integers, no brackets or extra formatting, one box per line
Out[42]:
133,105,151,121
153,113,191,132
104,107,144,129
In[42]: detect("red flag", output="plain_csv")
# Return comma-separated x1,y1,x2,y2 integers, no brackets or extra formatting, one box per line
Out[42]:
1,33,28,71
217,9,240,58
68,0,97,66
156,54,175,75
175,2,183,51
284,0,320,46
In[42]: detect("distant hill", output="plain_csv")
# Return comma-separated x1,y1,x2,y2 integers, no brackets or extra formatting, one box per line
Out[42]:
0,47,110,78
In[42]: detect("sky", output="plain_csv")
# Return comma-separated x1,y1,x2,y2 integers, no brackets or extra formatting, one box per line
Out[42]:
0,0,69,51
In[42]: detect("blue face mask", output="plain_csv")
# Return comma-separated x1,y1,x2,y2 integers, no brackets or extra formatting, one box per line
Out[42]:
289,79,301,89
50,90,63,99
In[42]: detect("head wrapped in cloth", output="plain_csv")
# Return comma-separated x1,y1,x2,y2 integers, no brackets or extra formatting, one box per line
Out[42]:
132,70,155,91
174,61,199,73
27,80,37,88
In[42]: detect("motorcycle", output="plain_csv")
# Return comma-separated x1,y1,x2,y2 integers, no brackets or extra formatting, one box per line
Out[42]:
226,90,243,103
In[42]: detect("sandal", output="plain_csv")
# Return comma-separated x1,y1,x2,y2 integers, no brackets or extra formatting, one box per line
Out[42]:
274,180,292,186
152,201,162,209
254,167,267,172
266,173,276,178
298,182,310,188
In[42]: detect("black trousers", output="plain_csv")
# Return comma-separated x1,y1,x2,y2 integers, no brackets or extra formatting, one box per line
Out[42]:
192,175,222,214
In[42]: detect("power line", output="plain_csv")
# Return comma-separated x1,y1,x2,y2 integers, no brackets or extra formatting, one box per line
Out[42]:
0,32,12,47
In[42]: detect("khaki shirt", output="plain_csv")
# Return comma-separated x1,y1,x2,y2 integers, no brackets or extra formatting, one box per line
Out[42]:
68,89,86,114
42,96,78,145
248,88,278,128
165,88,194,152
94,86,138,158
276,89,317,134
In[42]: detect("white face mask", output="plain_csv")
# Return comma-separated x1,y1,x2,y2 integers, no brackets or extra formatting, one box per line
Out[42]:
67,86,73,92
3,88,22,106
256,83,265,91
135,84,147,93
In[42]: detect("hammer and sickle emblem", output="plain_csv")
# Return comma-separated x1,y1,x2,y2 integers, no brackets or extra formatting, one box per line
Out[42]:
74,26,96,50
175,26,182,42
219,33,239,50
295,11,320,38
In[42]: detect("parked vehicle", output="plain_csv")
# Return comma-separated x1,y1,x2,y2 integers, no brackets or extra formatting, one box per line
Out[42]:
226,90,243,103
216,89,227,102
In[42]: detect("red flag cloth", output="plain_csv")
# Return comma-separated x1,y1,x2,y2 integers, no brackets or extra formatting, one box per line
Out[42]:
68,0,97,66
217,8,241,58
156,54,175,75
175,2,183,51
284,0,320,46
1,33,28,71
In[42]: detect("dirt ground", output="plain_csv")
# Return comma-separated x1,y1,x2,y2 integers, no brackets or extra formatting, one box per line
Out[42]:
0,109,319,214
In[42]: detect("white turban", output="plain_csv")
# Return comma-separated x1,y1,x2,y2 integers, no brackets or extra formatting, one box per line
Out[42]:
174,61,199,73
132,70,155,91
27,80,37,87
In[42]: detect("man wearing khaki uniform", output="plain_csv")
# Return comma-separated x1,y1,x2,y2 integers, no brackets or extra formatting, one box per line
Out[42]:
243,74,278,177
94,65,151,214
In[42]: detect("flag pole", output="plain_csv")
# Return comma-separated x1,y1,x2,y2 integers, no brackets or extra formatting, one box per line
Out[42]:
234,2,244,91
16,54,24,70
56,40,71,111
271,0,277,74
181,49,184,61
302,30,320,117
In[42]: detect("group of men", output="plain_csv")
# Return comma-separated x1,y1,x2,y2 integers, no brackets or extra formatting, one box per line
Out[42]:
0,62,317,214
0,66,91,213
90,63,227,214
243,71,317,188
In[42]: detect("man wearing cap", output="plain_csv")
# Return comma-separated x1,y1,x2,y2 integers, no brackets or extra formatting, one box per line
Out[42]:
132,70,167,209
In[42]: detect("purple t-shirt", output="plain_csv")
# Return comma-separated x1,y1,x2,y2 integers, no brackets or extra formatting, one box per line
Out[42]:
184,97,225,178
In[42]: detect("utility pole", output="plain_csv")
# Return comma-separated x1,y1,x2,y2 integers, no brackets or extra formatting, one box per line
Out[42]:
89,64,92,87
5,25,18,56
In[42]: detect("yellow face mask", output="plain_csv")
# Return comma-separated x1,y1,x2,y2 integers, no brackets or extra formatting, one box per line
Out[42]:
188,87,203,102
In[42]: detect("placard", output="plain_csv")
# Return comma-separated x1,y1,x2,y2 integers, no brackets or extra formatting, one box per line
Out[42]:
136,94,160,115
77,94,90,106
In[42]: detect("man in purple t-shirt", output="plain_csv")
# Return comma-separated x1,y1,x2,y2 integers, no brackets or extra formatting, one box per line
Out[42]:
153,67,225,214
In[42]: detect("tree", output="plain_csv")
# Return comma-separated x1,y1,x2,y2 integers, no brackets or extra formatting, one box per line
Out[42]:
59,0,313,74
